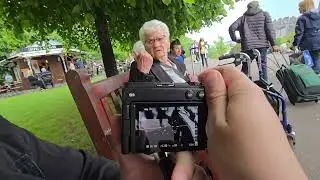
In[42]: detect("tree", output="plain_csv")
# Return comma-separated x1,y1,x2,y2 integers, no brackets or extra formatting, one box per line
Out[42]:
0,0,234,77
208,37,231,59
0,20,38,57
276,32,295,46
0,19,38,84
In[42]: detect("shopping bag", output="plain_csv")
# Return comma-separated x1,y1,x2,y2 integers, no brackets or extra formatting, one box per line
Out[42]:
303,50,314,67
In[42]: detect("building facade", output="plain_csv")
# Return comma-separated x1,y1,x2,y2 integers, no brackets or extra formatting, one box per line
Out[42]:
7,41,81,89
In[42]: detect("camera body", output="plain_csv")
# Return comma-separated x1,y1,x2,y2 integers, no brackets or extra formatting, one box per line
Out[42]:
121,82,208,154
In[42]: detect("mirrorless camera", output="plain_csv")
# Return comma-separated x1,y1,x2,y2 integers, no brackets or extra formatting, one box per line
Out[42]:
121,82,208,154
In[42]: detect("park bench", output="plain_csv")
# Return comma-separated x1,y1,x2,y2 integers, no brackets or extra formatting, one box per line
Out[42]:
9,81,23,92
0,85,8,94
66,69,129,160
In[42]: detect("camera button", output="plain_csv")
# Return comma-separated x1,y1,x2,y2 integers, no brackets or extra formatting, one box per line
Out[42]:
197,91,205,99
185,90,194,99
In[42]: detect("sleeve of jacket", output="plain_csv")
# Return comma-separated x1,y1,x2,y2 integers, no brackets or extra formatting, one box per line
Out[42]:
177,61,187,75
0,115,120,180
264,12,276,46
129,61,156,82
293,16,305,47
229,17,242,42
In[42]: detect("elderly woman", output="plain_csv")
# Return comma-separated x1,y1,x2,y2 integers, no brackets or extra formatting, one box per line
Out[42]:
129,20,193,82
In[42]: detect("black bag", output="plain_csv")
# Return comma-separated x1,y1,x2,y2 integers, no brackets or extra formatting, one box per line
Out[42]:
276,66,320,105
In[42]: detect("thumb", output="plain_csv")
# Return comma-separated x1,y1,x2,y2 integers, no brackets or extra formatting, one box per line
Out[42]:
199,69,228,130
172,152,194,180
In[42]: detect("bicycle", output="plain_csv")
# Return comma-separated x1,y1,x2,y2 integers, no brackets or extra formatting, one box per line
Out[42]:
218,49,296,148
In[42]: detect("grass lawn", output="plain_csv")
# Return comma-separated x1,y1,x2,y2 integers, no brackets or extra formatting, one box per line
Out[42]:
0,83,100,154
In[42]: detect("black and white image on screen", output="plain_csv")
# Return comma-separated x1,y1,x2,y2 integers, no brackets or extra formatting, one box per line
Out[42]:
137,105,198,149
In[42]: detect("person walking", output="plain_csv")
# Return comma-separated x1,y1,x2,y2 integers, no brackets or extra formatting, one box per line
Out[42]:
293,0,320,75
199,38,208,68
229,1,279,81
190,40,200,63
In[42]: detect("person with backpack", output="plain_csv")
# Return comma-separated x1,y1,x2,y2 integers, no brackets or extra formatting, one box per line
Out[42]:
229,1,279,81
293,0,320,75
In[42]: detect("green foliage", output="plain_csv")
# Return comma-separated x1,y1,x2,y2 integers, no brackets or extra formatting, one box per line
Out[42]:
229,43,241,54
81,47,102,61
112,41,130,62
276,32,295,46
177,36,194,57
0,0,233,52
0,0,234,75
0,20,37,56
183,0,196,3
208,37,231,59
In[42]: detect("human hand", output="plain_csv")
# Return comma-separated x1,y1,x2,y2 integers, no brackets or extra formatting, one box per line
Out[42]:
272,45,280,52
187,73,199,83
135,51,153,74
293,46,300,54
199,67,307,180
117,150,208,180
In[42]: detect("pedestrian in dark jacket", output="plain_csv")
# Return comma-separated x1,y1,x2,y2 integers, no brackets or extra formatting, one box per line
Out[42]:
293,0,320,74
229,1,279,81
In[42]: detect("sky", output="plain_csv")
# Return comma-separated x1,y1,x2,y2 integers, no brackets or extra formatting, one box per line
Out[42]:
187,0,320,44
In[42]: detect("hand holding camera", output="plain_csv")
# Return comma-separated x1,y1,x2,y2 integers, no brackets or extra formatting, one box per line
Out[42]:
119,67,306,180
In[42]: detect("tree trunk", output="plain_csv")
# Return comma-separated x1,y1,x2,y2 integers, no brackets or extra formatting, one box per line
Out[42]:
94,7,118,77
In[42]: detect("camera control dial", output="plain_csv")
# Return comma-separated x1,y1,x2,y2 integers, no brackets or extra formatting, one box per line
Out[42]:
185,90,194,99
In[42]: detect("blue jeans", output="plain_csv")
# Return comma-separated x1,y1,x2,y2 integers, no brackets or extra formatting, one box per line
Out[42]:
242,47,269,81
309,50,320,74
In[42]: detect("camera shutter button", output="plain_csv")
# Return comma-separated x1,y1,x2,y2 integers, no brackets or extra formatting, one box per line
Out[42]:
185,90,194,99
197,91,205,99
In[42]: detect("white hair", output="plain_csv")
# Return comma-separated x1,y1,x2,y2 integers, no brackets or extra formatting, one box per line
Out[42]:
139,19,170,44
132,41,145,54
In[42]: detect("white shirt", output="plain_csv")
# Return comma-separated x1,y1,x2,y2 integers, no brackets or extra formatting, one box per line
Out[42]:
160,61,186,83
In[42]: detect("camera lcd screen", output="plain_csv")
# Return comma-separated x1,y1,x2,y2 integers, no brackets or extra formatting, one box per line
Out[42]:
133,103,206,152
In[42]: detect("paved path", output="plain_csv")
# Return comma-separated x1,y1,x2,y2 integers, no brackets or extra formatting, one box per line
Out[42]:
185,54,320,179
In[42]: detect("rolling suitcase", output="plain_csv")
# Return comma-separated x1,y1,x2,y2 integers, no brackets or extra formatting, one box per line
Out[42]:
276,64,320,105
